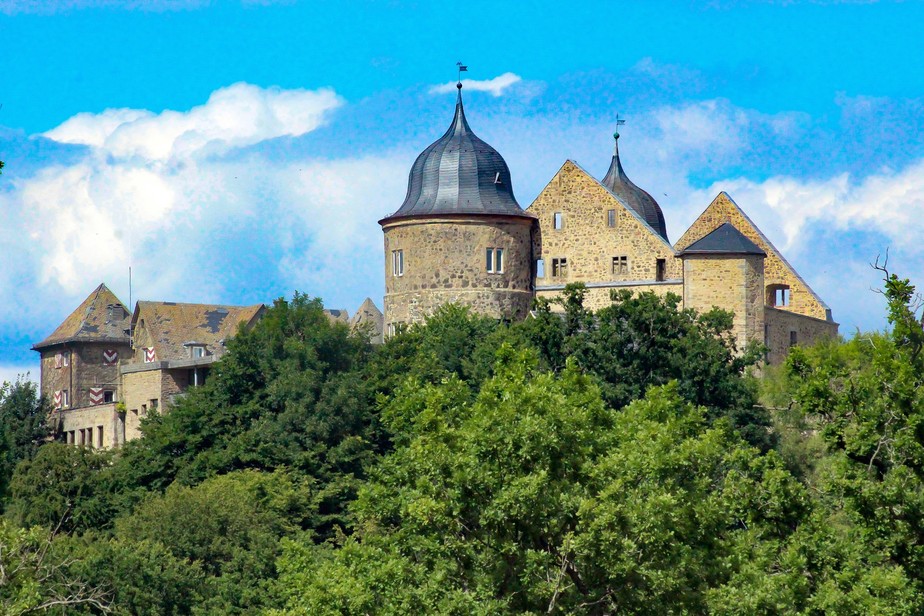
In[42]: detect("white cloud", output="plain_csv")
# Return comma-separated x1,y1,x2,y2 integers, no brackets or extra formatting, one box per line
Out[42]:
0,365,38,386
430,72,522,97
45,82,342,160
0,82,400,343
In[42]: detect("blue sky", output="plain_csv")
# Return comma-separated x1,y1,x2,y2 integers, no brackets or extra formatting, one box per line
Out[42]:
2,0,924,380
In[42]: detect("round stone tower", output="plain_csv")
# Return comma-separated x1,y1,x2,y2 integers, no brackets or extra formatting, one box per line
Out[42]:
379,85,536,334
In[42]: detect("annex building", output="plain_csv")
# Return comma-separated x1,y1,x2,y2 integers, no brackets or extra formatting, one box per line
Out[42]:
35,81,836,449
33,285,382,448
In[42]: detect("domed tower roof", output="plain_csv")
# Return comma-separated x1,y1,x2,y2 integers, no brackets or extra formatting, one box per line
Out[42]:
380,86,533,223
601,133,668,239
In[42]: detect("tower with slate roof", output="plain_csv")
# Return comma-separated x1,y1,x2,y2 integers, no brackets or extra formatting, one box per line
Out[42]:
379,83,537,332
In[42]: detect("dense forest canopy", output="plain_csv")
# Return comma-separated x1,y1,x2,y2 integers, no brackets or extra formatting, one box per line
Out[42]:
2,277,924,614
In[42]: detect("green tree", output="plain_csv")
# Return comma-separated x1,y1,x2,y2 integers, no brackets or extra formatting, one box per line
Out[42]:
0,519,111,614
0,378,51,505
8,444,117,534
116,470,311,614
112,293,380,537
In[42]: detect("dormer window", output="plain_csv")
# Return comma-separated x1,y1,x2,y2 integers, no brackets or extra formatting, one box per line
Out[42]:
185,343,208,359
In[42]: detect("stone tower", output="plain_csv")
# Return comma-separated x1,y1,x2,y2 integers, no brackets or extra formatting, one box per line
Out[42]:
679,222,766,351
379,85,536,334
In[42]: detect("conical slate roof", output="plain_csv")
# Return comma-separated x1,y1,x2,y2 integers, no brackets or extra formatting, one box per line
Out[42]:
33,283,130,349
602,135,668,239
380,86,532,223
679,222,766,256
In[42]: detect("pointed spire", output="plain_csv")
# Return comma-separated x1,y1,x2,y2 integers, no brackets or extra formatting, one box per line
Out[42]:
601,127,669,240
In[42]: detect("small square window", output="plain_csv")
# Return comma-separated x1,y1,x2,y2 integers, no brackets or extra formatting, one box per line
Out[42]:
611,256,628,276
552,257,568,278
607,209,616,227
553,212,563,230
103,390,114,403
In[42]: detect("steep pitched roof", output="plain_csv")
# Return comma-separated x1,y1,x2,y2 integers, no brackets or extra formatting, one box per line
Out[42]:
349,297,384,344
33,283,130,350
679,222,766,256
131,301,265,362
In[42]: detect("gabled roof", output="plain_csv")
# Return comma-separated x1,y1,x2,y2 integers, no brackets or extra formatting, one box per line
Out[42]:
350,297,384,344
131,301,265,362
33,283,131,350
679,222,766,256
558,160,676,252
675,192,832,319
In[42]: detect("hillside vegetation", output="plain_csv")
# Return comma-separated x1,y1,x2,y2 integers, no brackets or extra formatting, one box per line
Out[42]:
2,278,924,614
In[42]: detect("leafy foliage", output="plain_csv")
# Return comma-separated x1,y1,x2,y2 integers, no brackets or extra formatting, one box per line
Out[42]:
0,379,51,505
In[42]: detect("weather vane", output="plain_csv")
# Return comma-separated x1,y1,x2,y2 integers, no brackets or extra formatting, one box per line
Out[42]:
456,61,468,88
614,114,626,140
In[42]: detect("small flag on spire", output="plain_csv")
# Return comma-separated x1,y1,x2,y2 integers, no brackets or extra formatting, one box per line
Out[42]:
456,61,468,87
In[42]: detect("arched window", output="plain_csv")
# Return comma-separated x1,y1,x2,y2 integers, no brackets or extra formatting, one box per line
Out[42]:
767,284,791,307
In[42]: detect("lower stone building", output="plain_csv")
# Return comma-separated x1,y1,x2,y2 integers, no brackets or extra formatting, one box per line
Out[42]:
35,287,383,449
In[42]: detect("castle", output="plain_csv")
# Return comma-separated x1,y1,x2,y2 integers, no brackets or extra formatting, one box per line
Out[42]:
35,82,837,449
381,83,837,359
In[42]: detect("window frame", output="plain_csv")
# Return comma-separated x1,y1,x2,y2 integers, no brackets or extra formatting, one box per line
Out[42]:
392,249,404,277
553,212,563,230
607,209,616,228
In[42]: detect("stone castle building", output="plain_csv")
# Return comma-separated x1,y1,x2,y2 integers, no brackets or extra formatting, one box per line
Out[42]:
34,284,383,448
36,82,836,449
380,84,838,361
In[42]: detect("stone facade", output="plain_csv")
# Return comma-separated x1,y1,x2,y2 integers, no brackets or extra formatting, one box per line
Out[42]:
675,193,832,321
764,306,839,365
682,254,765,352
383,215,535,331
59,403,122,449
530,161,681,284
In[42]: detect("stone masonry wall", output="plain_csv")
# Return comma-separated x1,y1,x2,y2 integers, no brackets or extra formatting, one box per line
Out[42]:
59,403,122,449
683,254,765,352
675,193,831,322
383,216,535,330
536,282,684,312
40,342,129,410
764,306,839,365
122,368,164,441
527,161,682,291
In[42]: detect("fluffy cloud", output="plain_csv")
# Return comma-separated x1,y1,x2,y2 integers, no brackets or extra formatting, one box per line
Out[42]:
0,82,403,351
430,72,522,97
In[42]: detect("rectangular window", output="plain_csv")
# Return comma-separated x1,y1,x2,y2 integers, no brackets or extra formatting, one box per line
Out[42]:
790,331,798,347
103,390,114,403
607,209,616,227
552,257,569,278
151,399,159,411
656,258,666,282
61,389,69,408
553,212,563,230
97,426,104,448
486,248,504,274
392,250,404,277
536,259,545,278
611,256,628,276
62,352,69,367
